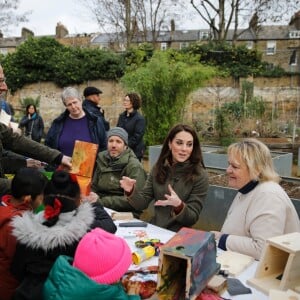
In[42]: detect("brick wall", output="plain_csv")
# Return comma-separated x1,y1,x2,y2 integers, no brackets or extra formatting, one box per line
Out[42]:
7,75,300,134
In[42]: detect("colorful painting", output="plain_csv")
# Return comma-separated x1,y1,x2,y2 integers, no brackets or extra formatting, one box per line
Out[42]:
157,227,220,300
70,140,98,195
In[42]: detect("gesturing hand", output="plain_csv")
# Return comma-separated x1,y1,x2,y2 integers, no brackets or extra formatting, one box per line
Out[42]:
81,191,98,203
154,184,182,208
120,176,136,193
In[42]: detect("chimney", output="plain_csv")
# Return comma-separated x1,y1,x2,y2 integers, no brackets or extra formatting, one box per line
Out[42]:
289,11,300,30
21,27,34,38
171,19,175,32
56,22,69,38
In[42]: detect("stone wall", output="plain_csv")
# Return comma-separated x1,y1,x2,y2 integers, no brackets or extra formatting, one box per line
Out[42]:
7,75,300,134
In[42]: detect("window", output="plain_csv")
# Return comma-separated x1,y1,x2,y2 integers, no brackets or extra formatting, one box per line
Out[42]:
289,31,300,39
289,50,297,66
0,48,8,55
246,41,253,50
180,42,189,49
266,41,276,55
200,31,209,40
161,42,167,51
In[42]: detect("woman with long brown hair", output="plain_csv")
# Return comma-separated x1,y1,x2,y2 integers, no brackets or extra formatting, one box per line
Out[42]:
120,124,208,231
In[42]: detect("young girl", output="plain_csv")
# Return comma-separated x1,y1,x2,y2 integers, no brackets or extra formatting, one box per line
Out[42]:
0,168,48,300
11,170,116,300
44,228,141,300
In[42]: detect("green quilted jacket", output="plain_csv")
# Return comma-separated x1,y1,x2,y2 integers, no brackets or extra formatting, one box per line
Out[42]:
43,255,140,300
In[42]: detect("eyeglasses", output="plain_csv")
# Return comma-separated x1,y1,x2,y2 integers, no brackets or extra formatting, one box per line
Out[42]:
0,77,6,83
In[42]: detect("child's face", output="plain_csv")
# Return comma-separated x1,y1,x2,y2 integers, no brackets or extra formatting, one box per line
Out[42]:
32,194,44,210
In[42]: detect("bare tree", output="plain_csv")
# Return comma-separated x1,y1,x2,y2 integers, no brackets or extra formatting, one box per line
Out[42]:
80,0,184,48
190,0,300,42
0,0,31,36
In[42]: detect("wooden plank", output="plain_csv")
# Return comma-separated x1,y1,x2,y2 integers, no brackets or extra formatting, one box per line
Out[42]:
217,251,254,276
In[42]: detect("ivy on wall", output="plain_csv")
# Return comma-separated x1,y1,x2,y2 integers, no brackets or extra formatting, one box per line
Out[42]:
0,37,125,93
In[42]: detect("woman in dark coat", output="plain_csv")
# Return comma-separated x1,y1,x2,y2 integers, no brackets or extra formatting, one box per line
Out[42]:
19,104,44,143
117,93,145,161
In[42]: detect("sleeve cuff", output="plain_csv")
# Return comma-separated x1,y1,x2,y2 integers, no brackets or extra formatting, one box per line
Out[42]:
173,201,184,214
218,234,229,250
53,153,63,165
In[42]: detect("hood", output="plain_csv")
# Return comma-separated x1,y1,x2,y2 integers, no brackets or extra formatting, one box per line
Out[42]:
11,202,95,252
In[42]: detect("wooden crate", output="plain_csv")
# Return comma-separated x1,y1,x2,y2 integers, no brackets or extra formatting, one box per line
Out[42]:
247,232,300,295
156,227,220,300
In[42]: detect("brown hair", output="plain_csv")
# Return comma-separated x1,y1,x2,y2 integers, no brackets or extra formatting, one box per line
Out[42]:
126,92,141,110
154,124,205,184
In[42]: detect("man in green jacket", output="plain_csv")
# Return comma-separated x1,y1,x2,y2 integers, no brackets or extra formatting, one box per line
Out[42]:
92,127,147,218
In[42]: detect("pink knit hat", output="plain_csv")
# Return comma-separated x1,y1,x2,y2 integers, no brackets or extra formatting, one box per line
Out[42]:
73,228,132,284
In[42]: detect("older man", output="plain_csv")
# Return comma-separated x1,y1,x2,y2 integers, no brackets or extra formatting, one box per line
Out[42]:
92,127,147,218
83,86,110,131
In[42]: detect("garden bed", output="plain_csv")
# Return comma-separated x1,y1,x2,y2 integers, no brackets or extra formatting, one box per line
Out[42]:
208,171,300,199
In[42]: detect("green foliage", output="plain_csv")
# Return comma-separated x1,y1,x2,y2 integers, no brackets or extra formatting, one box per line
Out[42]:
19,96,41,110
121,50,216,145
214,108,231,137
1,37,125,93
184,42,266,78
123,43,155,71
259,62,286,77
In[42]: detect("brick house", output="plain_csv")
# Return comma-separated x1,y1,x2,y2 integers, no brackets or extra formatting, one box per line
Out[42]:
1,12,300,72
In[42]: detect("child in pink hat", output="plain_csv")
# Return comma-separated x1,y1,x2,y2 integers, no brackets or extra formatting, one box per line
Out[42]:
43,228,141,299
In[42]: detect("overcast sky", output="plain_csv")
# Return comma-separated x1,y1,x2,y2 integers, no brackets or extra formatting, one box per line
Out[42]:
6,0,202,38
8,0,101,37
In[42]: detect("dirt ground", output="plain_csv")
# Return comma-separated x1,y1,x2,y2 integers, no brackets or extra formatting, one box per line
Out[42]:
208,171,300,199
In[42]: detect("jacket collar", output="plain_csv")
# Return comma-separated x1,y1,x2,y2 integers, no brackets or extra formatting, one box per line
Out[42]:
11,202,95,251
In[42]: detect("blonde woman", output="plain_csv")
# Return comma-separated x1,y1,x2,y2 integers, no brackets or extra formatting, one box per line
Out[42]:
212,138,300,260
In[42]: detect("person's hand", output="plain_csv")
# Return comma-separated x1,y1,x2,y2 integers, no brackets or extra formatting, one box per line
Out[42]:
26,158,42,168
155,184,182,207
126,281,140,295
58,155,72,171
120,176,136,193
211,231,222,241
81,191,99,203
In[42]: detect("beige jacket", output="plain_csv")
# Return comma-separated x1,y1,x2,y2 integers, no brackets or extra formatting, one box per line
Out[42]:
221,181,300,260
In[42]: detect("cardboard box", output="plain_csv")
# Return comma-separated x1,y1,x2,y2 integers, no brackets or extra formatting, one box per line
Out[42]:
157,227,220,300
247,232,300,295
70,140,98,195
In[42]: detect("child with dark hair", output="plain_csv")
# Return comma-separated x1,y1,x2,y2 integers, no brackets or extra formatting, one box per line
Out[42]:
10,170,117,300
0,168,48,300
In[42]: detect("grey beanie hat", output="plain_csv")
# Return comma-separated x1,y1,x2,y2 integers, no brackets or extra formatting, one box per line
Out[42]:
107,127,128,145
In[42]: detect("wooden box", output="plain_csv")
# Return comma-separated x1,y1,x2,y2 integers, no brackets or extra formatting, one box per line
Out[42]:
247,232,300,295
157,227,220,300
70,140,98,195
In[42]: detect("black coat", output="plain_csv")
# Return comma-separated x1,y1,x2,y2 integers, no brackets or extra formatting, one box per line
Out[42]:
19,114,44,143
117,110,146,160
82,99,110,131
